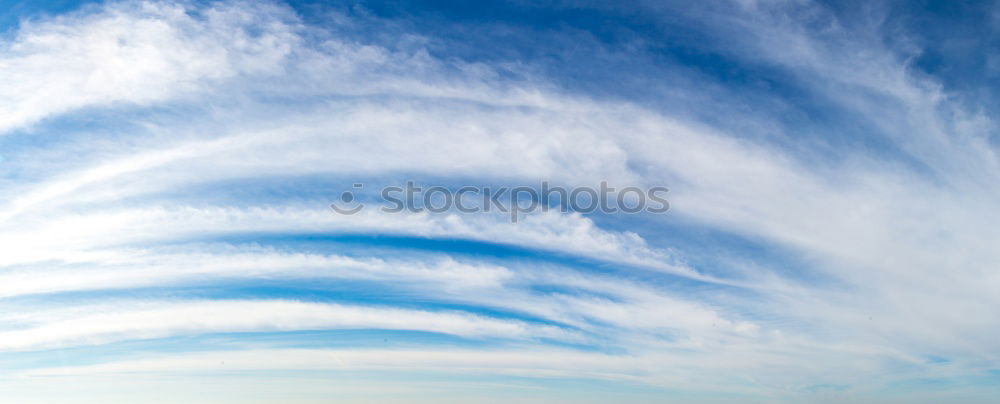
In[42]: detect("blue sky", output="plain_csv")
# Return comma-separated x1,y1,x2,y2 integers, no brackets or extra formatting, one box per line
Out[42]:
1,0,999,402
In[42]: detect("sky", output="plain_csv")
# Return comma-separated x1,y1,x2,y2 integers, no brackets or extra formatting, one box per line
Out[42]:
0,0,999,402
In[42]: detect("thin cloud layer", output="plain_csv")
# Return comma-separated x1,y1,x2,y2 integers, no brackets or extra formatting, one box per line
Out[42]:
0,0,998,402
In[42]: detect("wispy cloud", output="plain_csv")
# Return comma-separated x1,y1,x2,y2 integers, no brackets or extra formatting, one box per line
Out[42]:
1,0,998,402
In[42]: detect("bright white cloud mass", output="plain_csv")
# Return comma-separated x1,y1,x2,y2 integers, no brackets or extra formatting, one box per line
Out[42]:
1,0,998,402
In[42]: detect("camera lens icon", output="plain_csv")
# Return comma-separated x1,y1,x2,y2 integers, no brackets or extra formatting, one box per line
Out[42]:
330,183,364,214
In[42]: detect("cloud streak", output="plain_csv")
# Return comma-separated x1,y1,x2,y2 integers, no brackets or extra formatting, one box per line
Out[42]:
0,0,998,402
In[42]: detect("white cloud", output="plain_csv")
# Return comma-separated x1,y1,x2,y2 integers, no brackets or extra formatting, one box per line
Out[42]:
0,0,998,400
0,0,299,133
0,300,580,351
